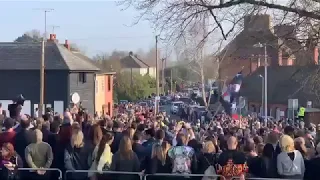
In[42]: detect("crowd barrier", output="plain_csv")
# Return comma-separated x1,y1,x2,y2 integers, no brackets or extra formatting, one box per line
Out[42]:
231,177,300,180
144,173,225,180
0,168,302,180
12,168,62,179
65,170,144,180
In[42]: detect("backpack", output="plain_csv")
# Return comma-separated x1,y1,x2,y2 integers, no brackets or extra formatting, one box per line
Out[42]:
172,154,191,174
202,156,217,180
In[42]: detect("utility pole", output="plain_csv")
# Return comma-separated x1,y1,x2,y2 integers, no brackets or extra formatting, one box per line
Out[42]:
170,68,173,94
161,58,166,94
34,8,53,117
39,40,45,117
155,35,159,115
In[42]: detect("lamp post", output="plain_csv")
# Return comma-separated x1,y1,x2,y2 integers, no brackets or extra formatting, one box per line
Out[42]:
258,74,264,116
254,43,268,125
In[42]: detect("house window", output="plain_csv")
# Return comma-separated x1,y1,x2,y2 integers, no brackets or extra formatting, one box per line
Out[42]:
79,73,87,83
95,80,98,93
108,76,111,91
101,80,105,91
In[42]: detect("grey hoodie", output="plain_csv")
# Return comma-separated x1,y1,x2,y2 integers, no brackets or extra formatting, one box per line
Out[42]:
277,150,305,178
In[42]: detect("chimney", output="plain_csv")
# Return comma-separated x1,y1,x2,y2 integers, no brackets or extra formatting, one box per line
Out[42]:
314,46,319,65
49,34,56,41
244,14,271,31
64,40,70,50
129,51,133,56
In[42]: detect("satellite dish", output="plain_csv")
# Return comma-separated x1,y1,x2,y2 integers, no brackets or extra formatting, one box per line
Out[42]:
71,93,80,104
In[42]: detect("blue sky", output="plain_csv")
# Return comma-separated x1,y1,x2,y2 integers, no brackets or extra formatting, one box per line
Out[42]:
0,1,156,57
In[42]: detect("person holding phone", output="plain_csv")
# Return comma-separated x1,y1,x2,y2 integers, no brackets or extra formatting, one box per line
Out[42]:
0,143,23,180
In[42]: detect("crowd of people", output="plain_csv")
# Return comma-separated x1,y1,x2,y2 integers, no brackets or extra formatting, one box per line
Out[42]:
0,103,319,180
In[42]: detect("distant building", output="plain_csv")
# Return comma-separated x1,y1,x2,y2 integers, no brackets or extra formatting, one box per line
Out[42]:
240,65,319,119
0,34,100,115
218,14,315,83
119,52,156,78
94,72,115,117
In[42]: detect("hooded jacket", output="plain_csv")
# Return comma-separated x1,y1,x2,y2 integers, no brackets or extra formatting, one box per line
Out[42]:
277,150,305,177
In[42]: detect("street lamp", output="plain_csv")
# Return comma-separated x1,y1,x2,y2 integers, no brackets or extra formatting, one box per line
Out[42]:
254,43,268,125
258,74,264,117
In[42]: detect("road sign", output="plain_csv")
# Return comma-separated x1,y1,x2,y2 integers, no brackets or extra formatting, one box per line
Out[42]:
71,93,80,104
288,99,298,109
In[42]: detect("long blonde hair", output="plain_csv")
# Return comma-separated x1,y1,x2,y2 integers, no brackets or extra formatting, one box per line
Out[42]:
280,135,295,153
202,141,216,153
118,136,133,160
152,141,171,165
71,130,84,148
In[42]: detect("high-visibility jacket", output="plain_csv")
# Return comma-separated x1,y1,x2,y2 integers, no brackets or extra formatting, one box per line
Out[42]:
298,107,305,117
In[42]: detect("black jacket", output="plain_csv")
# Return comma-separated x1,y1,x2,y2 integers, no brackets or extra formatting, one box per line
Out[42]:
14,129,34,167
111,132,123,154
132,142,147,170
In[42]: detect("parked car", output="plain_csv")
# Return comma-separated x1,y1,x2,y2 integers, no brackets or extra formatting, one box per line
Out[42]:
170,101,184,114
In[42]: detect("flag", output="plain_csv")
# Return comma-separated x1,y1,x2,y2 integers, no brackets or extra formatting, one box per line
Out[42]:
228,71,243,103
215,71,243,116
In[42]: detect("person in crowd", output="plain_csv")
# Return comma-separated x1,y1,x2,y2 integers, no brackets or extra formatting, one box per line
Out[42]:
277,134,305,179
14,118,34,167
216,136,247,180
0,143,23,180
87,124,103,147
143,128,156,153
124,127,135,139
47,121,63,180
256,143,265,157
304,142,320,180
110,136,140,180
0,118,16,147
132,131,147,165
148,141,172,179
284,126,295,139
243,142,257,158
64,127,93,180
294,137,308,159
111,121,124,154
25,129,53,180
41,120,51,143
168,133,197,176
98,119,109,135
59,112,73,147
196,141,217,180
89,132,114,180
188,139,202,154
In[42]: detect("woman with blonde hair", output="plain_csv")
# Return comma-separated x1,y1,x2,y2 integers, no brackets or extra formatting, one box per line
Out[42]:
110,136,140,180
148,141,172,178
277,135,305,179
65,130,93,180
196,140,217,180
89,132,114,180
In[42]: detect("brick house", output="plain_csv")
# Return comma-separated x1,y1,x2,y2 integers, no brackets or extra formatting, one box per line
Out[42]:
218,14,315,83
